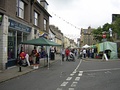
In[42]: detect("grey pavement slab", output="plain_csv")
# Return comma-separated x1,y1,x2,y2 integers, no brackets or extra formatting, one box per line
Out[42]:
0,54,61,83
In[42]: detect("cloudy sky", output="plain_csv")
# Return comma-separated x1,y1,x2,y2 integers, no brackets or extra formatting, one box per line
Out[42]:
47,0,120,42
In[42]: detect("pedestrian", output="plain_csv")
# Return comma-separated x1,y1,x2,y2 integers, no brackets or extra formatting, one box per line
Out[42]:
25,51,30,66
91,48,94,58
36,52,40,64
65,48,70,61
61,48,65,61
80,50,83,59
50,46,55,60
31,47,37,64
19,50,26,66
83,48,86,58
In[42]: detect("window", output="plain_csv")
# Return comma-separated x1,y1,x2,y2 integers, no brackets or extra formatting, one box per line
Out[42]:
34,11,38,26
16,0,24,19
84,29,88,34
44,19,47,30
8,31,16,59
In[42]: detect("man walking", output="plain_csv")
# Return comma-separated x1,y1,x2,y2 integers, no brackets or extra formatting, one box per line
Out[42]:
65,48,70,61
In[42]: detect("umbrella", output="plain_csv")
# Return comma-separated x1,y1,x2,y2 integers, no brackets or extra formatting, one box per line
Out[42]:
82,44,90,48
20,37,61,46
20,37,61,69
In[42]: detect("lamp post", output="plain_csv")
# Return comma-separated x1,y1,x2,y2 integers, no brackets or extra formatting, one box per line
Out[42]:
109,28,112,39
102,31,106,60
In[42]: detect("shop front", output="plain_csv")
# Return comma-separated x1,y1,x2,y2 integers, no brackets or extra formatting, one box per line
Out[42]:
6,19,31,68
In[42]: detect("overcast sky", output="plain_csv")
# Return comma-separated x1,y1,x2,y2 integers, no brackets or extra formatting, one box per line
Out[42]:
47,0,120,42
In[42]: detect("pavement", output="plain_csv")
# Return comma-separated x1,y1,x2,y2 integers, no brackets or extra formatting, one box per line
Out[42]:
0,54,61,83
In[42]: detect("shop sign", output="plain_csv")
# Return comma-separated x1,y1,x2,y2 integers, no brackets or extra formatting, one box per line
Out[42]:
39,30,48,39
9,19,31,33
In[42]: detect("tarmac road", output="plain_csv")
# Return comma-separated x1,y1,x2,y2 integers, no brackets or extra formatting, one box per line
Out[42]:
0,57,120,90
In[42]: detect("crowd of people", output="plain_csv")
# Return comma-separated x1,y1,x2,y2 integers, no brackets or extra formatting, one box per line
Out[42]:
61,47,77,61
18,46,48,67
17,46,58,67
17,45,97,67
78,48,95,59
60,47,97,61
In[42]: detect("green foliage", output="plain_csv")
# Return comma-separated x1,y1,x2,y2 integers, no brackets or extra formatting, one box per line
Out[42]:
91,23,112,42
91,27,103,42
112,18,120,36
92,16,120,42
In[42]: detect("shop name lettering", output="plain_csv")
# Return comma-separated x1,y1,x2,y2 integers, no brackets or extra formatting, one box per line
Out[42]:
10,20,30,32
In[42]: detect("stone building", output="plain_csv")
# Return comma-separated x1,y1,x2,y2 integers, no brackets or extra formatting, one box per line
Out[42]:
49,25,63,53
80,26,96,47
0,0,51,70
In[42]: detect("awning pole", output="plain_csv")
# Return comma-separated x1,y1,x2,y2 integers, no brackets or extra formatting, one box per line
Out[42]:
47,46,50,69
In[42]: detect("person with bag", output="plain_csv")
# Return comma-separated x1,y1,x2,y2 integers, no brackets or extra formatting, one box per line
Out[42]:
19,50,26,66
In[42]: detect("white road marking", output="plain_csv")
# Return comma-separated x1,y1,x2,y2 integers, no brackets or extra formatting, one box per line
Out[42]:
79,71,83,74
71,82,78,87
61,82,68,86
75,77,80,81
56,88,62,90
66,77,72,81
70,73,74,76
78,73,82,76
57,59,83,89
69,88,74,90
73,71,76,74
74,59,82,72
84,68,120,72
105,71,111,74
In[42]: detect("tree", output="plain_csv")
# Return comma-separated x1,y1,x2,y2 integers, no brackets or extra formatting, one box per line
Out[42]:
91,23,112,42
91,27,103,42
102,23,112,41
112,18,120,36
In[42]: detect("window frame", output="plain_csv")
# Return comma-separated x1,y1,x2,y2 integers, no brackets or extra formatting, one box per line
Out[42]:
34,11,38,26
44,19,47,31
16,0,24,19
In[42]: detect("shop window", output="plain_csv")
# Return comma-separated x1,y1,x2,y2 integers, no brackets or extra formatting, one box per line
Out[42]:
8,31,16,59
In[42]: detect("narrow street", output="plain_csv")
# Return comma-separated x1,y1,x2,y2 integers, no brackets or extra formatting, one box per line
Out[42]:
0,57,120,90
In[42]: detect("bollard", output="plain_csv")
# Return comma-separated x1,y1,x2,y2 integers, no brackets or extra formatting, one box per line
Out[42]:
19,66,22,72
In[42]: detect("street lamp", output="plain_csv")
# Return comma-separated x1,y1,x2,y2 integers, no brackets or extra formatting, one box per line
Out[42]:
102,31,107,60
109,28,112,37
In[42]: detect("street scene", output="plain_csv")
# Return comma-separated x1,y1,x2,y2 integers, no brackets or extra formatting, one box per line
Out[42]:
0,55,120,90
0,0,120,90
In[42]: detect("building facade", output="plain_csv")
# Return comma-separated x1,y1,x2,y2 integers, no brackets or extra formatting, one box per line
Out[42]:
80,26,96,47
0,0,51,70
49,25,63,53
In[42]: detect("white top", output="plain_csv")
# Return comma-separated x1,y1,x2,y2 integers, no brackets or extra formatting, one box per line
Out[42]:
83,49,86,54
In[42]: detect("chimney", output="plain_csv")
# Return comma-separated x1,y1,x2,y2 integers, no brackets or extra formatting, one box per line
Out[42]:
40,0,48,10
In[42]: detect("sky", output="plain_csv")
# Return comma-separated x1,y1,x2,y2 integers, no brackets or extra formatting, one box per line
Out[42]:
47,0,120,42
